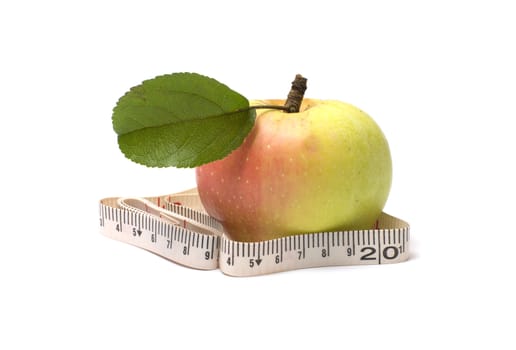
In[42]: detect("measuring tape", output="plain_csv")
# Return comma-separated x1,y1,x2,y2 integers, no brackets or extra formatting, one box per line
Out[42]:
99,188,410,276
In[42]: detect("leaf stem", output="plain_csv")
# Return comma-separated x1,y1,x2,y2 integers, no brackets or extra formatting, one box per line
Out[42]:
249,105,291,112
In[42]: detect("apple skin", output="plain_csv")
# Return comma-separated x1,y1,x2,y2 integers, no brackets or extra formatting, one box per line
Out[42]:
195,99,392,242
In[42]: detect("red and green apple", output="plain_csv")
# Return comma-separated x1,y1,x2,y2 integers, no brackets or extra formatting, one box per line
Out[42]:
196,99,392,242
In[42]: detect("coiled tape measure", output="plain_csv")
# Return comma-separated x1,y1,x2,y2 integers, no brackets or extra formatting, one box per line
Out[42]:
99,188,410,276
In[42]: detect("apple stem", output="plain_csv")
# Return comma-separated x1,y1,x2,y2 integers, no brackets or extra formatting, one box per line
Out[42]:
248,74,307,113
284,74,307,113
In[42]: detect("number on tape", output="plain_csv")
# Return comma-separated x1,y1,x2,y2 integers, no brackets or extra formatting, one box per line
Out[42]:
99,188,410,276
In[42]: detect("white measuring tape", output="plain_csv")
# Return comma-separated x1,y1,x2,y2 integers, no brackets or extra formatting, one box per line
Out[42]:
99,188,410,276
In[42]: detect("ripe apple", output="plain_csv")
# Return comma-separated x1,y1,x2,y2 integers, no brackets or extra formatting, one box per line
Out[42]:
195,99,392,242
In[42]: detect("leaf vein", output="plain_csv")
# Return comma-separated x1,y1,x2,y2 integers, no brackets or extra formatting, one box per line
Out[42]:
116,108,251,136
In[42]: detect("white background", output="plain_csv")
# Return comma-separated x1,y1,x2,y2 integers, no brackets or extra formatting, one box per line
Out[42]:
1,0,515,349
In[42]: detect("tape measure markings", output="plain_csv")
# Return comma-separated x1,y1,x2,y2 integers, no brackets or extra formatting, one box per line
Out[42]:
217,228,409,276
99,190,410,276
100,199,221,270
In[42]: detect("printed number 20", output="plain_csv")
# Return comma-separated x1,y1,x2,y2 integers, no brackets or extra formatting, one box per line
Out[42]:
360,246,400,261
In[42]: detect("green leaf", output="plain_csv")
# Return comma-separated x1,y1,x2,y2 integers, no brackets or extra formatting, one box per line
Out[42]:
112,72,255,168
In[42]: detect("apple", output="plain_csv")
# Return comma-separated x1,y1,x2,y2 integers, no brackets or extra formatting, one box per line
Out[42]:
195,99,392,242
